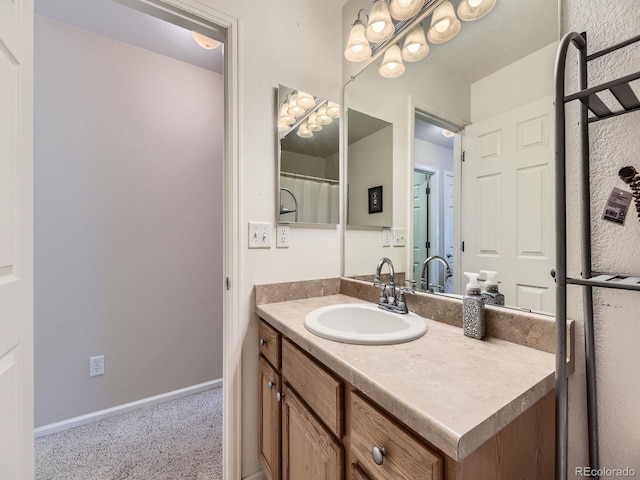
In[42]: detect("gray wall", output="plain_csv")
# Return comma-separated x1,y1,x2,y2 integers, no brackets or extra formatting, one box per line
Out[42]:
34,16,224,427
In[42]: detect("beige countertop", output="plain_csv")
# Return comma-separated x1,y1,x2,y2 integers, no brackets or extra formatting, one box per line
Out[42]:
256,293,556,462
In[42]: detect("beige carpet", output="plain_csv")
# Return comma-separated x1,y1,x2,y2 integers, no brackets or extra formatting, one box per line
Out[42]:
35,388,223,480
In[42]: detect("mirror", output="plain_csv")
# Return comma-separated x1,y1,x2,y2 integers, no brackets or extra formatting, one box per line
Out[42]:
347,109,393,227
343,0,559,314
277,85,340,225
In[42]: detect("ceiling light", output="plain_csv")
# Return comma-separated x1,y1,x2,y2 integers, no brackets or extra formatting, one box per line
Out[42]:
379,44,406,78
345,14,372,62
427,1,461,44
297,123,313,138
326,102,340,118
365,0,394,43
457,0,496,21
287,94,305,117
296,91,316,109
389,0,423,21
401,25,429,62
442,129,455,138
191,31,221,50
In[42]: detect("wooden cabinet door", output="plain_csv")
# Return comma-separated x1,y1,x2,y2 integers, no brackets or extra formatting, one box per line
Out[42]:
282,384,344,480
259,356,281,480
351,464,372,480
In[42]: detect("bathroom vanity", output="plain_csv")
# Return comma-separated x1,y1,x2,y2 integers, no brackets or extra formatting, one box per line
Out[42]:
255,278,570,480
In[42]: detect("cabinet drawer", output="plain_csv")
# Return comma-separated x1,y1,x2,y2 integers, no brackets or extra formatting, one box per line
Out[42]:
350,391,443,480
258,319,280,369
281,338,344,437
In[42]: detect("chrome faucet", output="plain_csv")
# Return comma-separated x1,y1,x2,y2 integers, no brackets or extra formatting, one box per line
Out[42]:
420,255,452,292
373,257,413,314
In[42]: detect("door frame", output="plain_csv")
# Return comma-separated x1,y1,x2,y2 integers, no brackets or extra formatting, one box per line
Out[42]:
408,97,467,291
113,1,241,477
413,167,438,286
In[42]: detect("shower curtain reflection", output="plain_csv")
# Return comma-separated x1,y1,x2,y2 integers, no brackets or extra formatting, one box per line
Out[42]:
280,173,339,224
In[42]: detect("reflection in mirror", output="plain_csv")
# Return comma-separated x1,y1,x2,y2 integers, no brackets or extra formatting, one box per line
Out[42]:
342,0,559,314
347,109,393,228
277,85,340,225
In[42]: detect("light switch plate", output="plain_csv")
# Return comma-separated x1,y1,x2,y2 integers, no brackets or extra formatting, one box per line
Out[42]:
248,222,271,248
382,228,391,247
392,228,405,247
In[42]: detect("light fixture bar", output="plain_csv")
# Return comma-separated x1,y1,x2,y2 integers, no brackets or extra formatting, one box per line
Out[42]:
369,0,445,58
279,99,328,137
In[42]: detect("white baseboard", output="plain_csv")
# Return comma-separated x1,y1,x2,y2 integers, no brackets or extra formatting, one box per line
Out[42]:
243,471,267,480
34,378,222,438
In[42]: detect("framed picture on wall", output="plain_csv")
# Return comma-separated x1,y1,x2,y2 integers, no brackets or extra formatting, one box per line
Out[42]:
368,185,383,214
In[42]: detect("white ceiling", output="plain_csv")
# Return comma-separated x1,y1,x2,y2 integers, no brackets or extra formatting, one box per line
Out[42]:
415,118,454,149
35,0,224,74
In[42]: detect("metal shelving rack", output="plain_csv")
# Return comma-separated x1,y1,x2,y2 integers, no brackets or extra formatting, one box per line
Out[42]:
555,32,640,480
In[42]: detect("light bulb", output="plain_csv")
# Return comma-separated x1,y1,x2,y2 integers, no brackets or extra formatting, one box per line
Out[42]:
442,129,455,138
468,0,484,7
287,95,305,117
457,0,495,21
297,123,313,138
345,21,372,62
407,42,420,53
316,106,332,125
399,0,411,6
326,102,340,118
371,20,386,33
435,18,450,33
296,91,315,110
379,44,406,78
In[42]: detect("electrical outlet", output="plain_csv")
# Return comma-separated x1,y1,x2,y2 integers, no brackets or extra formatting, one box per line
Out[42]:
382,228,392,247
248,222,272,248
276,225,289,248
392,228,405,247
90,355,105,377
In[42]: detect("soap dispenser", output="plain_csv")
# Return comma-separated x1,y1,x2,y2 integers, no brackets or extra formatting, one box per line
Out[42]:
480,270,505,306
463,272,485,340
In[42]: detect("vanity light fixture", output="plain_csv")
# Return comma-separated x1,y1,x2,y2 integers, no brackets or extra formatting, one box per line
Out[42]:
457,0,496,21
344,0,496,79
365,0,395,43
427,1,461,44
401,25,429,62
345,10,372,62
379,44,406,78
191,31,221,50
278,92,340,138
389,0,423,21
279,104,295,125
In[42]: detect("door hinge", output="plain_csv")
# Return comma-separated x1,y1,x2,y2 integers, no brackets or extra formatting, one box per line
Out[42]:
426,187,431,195
461,241,465,252
426,241,431,249
461,151,466,162
225,277,231,290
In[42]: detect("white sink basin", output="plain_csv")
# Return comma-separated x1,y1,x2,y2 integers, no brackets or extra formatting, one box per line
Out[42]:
304,303,427,345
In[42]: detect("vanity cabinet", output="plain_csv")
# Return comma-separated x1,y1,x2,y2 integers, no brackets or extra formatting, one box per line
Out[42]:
257,318,554,480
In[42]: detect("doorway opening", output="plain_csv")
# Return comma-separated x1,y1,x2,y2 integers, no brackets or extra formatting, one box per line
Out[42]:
33,0,236,477
412,110,460,294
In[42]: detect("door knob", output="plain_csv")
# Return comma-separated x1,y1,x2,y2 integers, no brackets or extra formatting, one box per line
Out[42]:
267,380,275,389
276,391,284,402
259,338,267,346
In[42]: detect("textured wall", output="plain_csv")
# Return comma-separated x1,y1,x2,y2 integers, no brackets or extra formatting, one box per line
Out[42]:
34,17,224,426
564,0,640,474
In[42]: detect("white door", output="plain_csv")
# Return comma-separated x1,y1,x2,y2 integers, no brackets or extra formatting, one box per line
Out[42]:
461,97,555,313
443,170,454,293
0,1,34,479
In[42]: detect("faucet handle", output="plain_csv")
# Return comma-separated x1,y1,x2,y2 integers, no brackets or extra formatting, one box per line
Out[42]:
377,283,387,304
404,280,416,293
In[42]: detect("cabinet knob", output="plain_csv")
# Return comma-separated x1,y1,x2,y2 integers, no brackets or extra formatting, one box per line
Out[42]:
267,380,275,389
259,338,267,347
371,446,387,465
276,391,284,402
